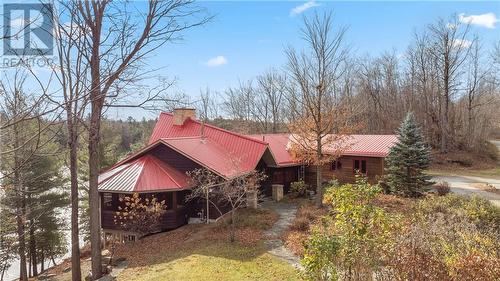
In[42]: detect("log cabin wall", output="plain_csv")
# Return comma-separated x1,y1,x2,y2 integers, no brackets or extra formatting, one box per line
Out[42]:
305,156,385,188
151,144,202,173
100,191,189,231
259,166,300,196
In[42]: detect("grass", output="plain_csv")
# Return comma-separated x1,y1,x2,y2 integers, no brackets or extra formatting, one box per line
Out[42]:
111,208,301,281
117,240,301,281
427,167,500,180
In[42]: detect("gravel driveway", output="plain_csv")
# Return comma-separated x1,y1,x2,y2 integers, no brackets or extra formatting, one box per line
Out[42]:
433,175,500,207
432,140,500,207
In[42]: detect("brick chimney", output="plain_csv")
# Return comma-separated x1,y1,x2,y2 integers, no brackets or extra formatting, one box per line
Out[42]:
173,108,196,126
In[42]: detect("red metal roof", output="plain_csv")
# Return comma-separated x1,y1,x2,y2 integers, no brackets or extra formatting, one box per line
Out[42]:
161,137,259,178
247,134,299,166
337,135,398,157
148,112,270,177
248,134,397,165
98,154,190,193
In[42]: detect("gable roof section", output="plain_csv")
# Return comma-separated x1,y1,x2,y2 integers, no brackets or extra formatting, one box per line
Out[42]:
98,154,190,193
161,137,262,178
247,134,299,166
148,112,272,177
248,134,397,166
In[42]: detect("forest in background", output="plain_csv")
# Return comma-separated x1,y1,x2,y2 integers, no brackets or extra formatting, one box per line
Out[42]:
180,15,500,159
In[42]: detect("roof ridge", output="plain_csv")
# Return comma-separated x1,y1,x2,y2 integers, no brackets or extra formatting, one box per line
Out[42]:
161,136,202,140
132,155,149,191
187,117,268,145
159,111,268,145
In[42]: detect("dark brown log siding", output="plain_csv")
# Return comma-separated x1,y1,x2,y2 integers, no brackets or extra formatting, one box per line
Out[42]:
150,144,202,173
305,156,385,188
100,191,189,231
259,166,300,196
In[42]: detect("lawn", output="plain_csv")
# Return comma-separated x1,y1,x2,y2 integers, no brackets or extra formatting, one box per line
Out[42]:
113,208,302,281
118,240,301,281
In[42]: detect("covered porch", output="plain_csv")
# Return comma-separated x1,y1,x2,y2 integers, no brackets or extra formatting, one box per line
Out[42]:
98,153,193,238
100,190,190,233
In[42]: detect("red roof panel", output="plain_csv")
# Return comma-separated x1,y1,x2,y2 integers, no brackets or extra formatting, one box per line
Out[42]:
247,134,299,166
98,154,190,193
248,134,397,166
148,113,269,177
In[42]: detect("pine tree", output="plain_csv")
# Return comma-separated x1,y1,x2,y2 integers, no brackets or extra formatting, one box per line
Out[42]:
386,112,433,197
0,206,16,281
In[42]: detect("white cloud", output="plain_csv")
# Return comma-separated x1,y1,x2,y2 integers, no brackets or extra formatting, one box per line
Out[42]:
290,1,320,17
452,39,472,48
204,55,228,67
459,13,498,29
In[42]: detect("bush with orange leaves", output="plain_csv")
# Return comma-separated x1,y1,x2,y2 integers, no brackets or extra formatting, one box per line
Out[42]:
113,193,167,236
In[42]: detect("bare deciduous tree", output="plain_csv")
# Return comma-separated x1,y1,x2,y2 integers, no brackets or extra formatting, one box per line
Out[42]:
187,168,266,242
285,12,353,207
428,17,472,152
68,1,210,278
253,69,287,133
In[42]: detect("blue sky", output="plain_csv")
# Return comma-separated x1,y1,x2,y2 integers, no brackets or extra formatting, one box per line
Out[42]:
4,1,498,120
133,0,498,118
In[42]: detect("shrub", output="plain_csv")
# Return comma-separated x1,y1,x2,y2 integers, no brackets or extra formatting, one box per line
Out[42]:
450,157,473,167
290,180,308,197
297,205,317,221
327,179,340,188
385,195,500,280
386,223,450,280
219,208,278,230
311,176,392,280
291,217,310,232
377,176,391,194
434,181,450,196
113,193,166,235
483,141,499,161
415,194,500,232
302,231,340,281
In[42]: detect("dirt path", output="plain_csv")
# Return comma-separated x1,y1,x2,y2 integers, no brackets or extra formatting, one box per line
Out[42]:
260,201,302,269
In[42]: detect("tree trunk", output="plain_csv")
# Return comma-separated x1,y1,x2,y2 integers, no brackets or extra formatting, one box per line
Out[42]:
15,189,27,281
1,264,6,281
40,247,45,272
230,211,235,243
88,31,104,278
88,107,103,279
29,222,37,276
467,99,473,148
14,121,28,281
68,117,82,281
315,137,323,207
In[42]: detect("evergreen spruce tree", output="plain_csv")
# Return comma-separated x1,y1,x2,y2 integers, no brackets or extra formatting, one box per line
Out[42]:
0,207,16,281
386,112,433,197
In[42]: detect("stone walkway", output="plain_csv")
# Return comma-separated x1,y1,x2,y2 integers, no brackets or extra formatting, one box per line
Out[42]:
260,201,303,269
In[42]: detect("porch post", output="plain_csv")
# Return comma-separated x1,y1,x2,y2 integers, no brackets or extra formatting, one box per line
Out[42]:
172,192,178,209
